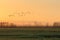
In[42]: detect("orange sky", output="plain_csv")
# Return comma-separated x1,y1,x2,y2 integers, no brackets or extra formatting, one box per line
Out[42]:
0,0,60,25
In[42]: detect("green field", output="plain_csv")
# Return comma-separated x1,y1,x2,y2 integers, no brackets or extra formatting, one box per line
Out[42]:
0,27,60,40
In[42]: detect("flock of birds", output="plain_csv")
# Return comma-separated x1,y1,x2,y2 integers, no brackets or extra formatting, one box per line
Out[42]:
8,11,31,17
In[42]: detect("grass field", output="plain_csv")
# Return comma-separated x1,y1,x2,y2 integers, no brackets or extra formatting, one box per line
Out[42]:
0,27,60,40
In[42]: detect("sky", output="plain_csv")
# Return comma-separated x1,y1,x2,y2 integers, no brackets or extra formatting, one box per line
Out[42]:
0,0,60,25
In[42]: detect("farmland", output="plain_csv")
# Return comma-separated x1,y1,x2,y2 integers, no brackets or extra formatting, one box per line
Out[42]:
0,27,60,40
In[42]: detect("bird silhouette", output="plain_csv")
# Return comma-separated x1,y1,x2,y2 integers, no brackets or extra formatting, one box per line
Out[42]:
8,15,15,17
26,11,31,14
8,11,31,17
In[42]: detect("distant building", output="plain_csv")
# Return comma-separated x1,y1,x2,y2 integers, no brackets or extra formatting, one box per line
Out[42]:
53,22,60,27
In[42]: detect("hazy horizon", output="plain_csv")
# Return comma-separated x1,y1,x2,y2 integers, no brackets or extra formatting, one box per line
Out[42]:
0,0,60,25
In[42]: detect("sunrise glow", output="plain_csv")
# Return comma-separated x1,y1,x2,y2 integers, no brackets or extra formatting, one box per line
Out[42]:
0,0,60,26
